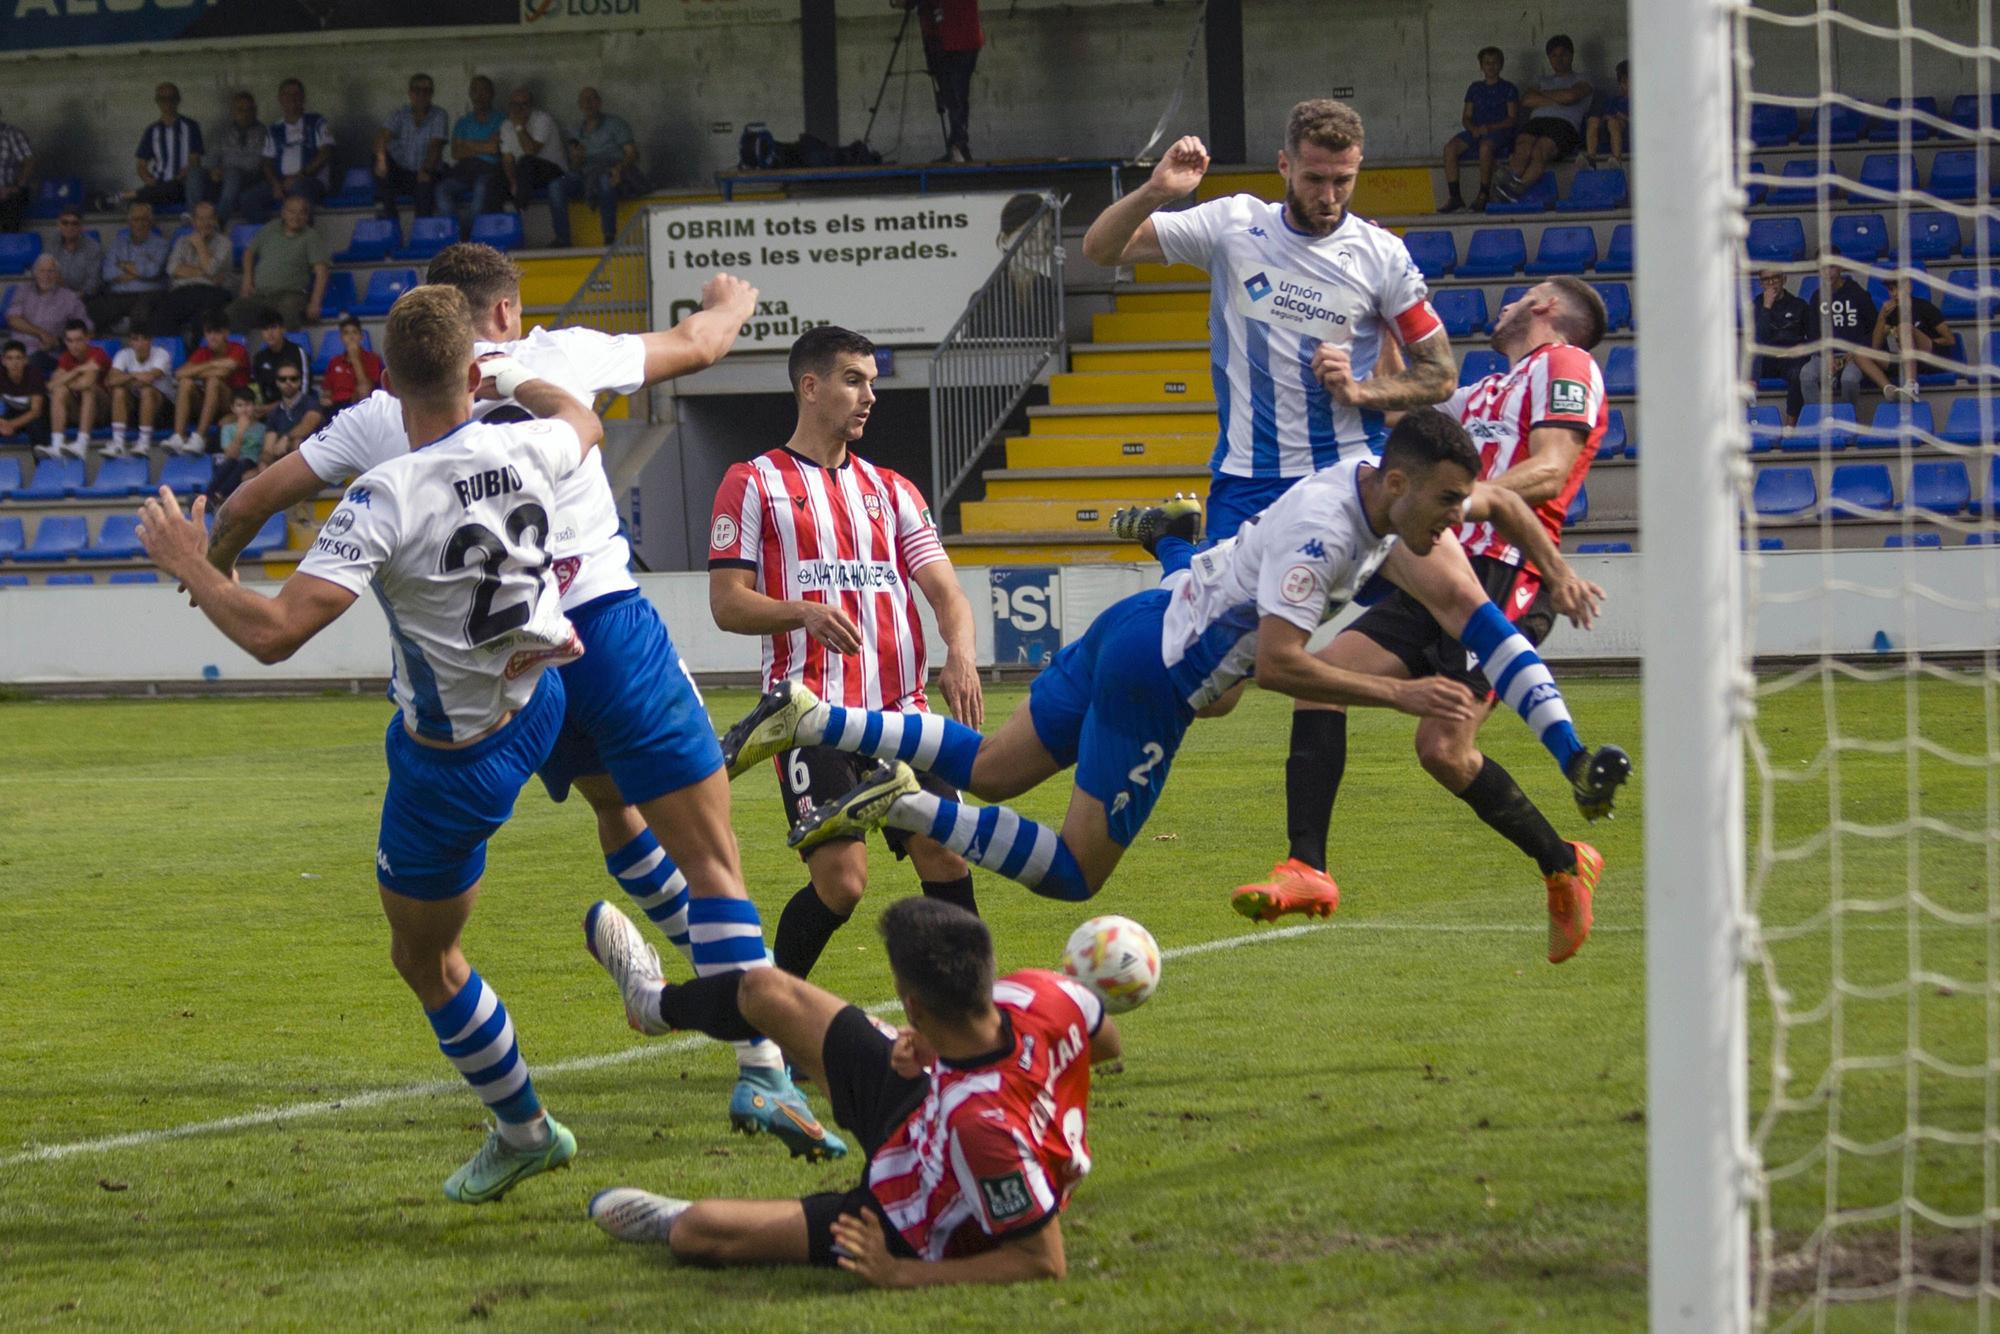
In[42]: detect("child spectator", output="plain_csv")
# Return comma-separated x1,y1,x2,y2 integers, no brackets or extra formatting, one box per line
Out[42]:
1584,60,1630,168
165,311,248,454
43,319,109,460
0,340,48,445
249,309,310,407
209,386,266,504
106,327,175,457
318,315,381,414
1494,34,1593,202
1873,275,1958,402
127,82,205,212
1440,46,1519,213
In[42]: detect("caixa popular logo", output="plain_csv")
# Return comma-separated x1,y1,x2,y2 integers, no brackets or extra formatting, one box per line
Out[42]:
1242,271,1273,302
525,0,641,19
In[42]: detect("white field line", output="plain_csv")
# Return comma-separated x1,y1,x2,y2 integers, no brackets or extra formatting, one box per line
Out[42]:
0,916,1638,1171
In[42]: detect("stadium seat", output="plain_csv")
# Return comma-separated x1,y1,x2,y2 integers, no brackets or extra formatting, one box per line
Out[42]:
159,454,212,496
1943,269,1997,323
44,572,94,585
1829,214,1889,263
1431,288,1489,337
354,267,418,317
1868,95,1939,141
1766,159,1823,207
18,457,82,500
1950,94,2000,132
1558,168,1628,213
334,216,400,263
108,571,159,584
1457,228,1527,278
1931,150,1983,201
0,573,25,586
1575,541,1632,554
1969,533,1995,545
0,456,20,498
1902,210,1959,261
1402,229,1456,279
0,231,41,277
85,514,143,558
1806,103,1866,145
1758,537,1787,551
241,512,288,557
15,514,87,561
1593,282,1633,331
1917,331,1966,386
1748,404,1785,452
1883,531,1943,547
152,334,185,368
1783,402,1858,452
286,330,311,363
469,212,525,251
1499,283,1530,311
1565,485,1588,525
396,216,456,260
320,271,358,318
27,175,83,220
1458,350,1507,386
314,326,373,372
0,516,20,557
1829,462,1894,515
1603,345,1637,396
1908,459,1972,515
1483,174,1557,215
1941,396,1999,445
1854,154,1917,199
227,221,262,266
1524,225,1598,275
89,337,121,365
1749,103,1800,146
74,455,149,499
1745,162,1769,206
1865,400,1933,449
326,166,376,208
1981,457,2000,516
1598,223,1634,275
1746,217,1807,264
1754,466,1818,516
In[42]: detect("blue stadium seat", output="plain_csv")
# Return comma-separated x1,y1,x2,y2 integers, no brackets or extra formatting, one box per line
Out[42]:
27,175,83,220
151,334,184,368
314,326,373,372
1745,161,1769,206
159,454,212,496
1869,95,1939,141
89,337,121,365
334,216,400,263
1917,330,1966,386
18,456,82,499
1592,282,1633,331
1459,350,1508,386
74,456,149,499
1525,225,1599,275
1908,459,1972,515
1402,229,1456,280
1598,408,1628,458
85,513,144,558
1830,214,1889,263
108,570,159,584
1499,284,1531,311
1783,402,1857,451
320,271,358,317
0,573,25,586
1750,103,1800,146
325,166,376,209
1575,541,1632,554
44,572,95,585
241,512,288,557
16,514,87,560
0,516,20,557
1806,103,1866,145
470,212,525,252
1748,405,1785,452
1746,217,1807,264
1902,210,1959,261
1565,485,1588,525
1951,94,2000,132
1766,159,1823,207
1431,288,1489,337
1603,345,1637,396
0,231,42,276
1754,466,1818,516
1457,228,1527,278
396,216,456,260
1936,271,1983,323
0,456,20,498
285,330,311,364
1883,531,1942,547
1854,154,1917,199
1598,223,1634,275
228,221,261,265
1931,150,1982,201
1941,396,1998,445
354,267,417,317
1829,462,1894,514
1865,400,1933,449
1558,169,1627,213
1483,174,1557,215
1969,533,1996,545
1758,537,1787,551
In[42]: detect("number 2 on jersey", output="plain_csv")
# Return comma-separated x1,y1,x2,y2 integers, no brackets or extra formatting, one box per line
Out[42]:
441,503,554,647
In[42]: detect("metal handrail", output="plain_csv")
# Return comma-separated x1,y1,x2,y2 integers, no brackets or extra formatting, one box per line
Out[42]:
927,193,1066,516
549,206,655,421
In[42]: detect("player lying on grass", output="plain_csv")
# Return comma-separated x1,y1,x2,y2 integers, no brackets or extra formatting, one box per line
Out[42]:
138,285,603,1204
581,896,1114,1287
717,408,1626,906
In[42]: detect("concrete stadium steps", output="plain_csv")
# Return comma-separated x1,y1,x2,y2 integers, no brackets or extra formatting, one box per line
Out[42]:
1026,403,1219,437
1003,433,1214,468
944,531,1149,565
1091,309,1209,343
1133,262,1209,285
1069,342,1209,373
978,466,1209,501
1047,369,1215,407
960,496,1161,534
1108,286,1209,312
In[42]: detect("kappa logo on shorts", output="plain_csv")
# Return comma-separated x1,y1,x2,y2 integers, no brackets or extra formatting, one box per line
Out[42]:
979,1172,1034,1222
710,514,738,551
1280,564,1321,605
1549,378,1589,415
376,847,392,874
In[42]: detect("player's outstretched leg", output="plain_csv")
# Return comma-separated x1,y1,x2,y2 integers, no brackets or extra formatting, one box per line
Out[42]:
722,681,984,788
1110,493,1203,575
590,1187,692,1243
1546,841,1602,965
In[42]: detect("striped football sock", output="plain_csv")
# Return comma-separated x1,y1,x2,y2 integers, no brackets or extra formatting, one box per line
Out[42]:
794,705,981,789
1457,601,1586,772
884,789,1094,901
607,830,691,960
425,970,546,1145
685,895,784,1071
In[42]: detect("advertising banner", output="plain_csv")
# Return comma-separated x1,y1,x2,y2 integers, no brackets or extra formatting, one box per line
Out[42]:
0,0,514,55
989,566,1061,667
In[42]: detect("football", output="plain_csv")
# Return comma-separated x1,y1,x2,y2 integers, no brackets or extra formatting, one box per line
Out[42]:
1060,915,1162,1013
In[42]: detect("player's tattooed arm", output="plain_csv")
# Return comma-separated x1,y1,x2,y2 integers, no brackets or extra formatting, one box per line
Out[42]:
1312,332,1458,411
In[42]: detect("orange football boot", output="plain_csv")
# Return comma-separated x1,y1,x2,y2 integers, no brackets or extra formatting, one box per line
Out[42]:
1545,841,1603,964
1231,858,1340,923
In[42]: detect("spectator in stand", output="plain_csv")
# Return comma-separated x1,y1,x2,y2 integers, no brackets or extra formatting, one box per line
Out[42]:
43,319,108,459
0,340,48,445
501,87,571,247
209,386,265,504
7,255,90,374
566,86,644,245
1874,276,1959,402
374,73,448,226
895,0,984,162
49,209,104,304
226,194,329,331
165,310,247,454
125,82,205,212
155,200,233,343
1493,34,1593,202
248,308,309,409
1584,60,1630,169
92,201,171,336
439,76,507,242
0,107,36,234
243,78,334,221
105,327,175,457
1440,45,1520,214
1801,262,1890,413
208,91,266,224
260,358,324,461
1753,269,1813,425
318,315,380,415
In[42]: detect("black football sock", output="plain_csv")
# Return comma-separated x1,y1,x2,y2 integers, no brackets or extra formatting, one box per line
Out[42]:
921,875,979,917
773,882,851,979
1285,710,1348,871
1453,757,1576,878
656,972,759,1042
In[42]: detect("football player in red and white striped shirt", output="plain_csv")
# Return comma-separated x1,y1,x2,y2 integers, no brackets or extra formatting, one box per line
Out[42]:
582,895,1119,1286
1241,277,1615,963
709,326,985,980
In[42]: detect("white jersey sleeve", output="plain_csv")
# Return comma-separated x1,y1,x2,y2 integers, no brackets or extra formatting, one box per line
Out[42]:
298,390,403,486
1252,497,1355,635
1149,196,1242,272
506,416,586,486
296,477,400,596
535,325,647,398
1371,230,1446,346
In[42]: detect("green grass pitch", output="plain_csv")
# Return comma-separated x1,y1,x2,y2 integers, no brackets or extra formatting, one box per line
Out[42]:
0,676,1986,1329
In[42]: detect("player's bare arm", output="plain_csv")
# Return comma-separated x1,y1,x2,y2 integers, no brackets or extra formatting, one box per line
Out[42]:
1080,135,1210,268
638,273,758,382
1462,482,1604,629
709,566,863,655
1481,425,1585,504
832,1208,1067,1288
137,489,356,662
1255,614,1479,721
1314,331,1458,412
911,560,984,730
207,449,325,576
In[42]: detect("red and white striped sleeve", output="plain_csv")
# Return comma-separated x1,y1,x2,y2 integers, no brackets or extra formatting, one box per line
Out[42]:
1379,234,1445,346
888,470,948,578
1529,344,1604,432
707,461,764,572
947,1113,1061,1241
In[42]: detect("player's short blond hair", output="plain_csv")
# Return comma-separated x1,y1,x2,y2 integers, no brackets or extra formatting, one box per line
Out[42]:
1286,99,1366,156
384,284,473,405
